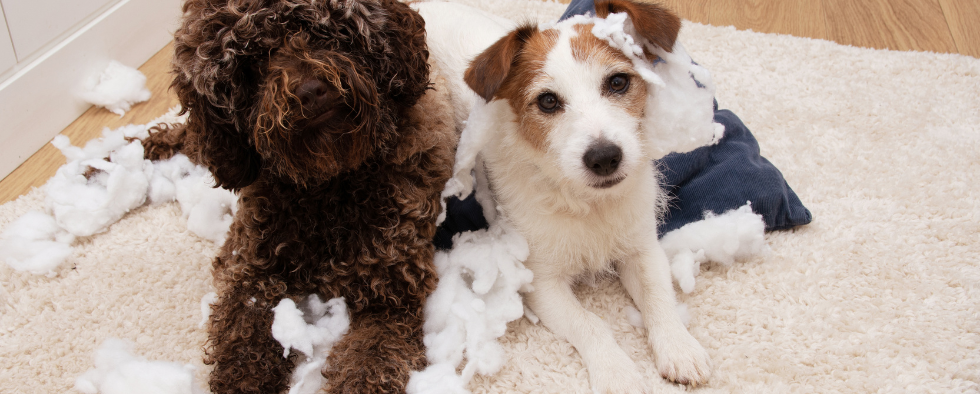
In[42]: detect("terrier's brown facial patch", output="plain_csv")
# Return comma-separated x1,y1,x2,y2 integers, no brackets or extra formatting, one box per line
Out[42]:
568,24,647,120
490,29,559,152
493,24,648,152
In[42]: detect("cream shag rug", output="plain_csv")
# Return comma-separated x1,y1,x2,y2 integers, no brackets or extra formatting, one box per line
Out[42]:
2,0,979,393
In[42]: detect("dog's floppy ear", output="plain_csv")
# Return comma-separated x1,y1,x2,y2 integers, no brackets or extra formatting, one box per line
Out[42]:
464,24,537,102
170,50,263,191
594,0,681,52
169,0,264,191
376,0,431,108
181,107,263,191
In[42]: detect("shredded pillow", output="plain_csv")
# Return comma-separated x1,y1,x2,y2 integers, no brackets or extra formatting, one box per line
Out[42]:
657,108,812,235
434,194,488,250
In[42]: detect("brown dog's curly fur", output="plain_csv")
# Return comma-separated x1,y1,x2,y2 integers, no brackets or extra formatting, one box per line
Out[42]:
143,0,457,393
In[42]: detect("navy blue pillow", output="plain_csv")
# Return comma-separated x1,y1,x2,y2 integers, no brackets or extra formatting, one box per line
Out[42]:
434,193,488,250
432,0,811,249
657,109,812,235
559,0,596,20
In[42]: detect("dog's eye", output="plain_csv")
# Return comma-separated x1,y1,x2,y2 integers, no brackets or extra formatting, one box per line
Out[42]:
608,74,630,94
537,93,560,113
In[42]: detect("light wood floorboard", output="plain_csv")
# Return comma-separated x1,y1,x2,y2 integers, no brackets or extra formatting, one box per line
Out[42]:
712,0,829,41
1,0,978,204
659,0,710,24
940,0,980,58
822,0,957,53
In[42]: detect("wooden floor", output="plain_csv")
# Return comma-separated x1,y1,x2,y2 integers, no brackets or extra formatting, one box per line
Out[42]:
662,0,980,56
1,0,978,204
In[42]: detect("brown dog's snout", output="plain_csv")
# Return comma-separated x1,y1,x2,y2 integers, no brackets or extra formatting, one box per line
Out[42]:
583,140,623,176
296,79,338,113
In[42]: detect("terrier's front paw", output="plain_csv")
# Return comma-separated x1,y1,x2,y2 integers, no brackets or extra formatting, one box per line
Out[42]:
651,329,711,386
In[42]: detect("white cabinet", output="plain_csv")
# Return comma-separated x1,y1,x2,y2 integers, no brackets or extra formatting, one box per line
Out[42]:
0,9,15,74
1,0,117,61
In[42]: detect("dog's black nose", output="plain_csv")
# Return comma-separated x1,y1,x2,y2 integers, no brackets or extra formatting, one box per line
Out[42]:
583,140,623,176
296,79,334,110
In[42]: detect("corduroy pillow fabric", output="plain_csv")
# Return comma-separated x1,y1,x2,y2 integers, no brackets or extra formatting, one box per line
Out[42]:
657,107,812,235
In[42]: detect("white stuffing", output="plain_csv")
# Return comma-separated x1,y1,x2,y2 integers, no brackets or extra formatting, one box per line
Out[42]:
643,41,725,157
46,131,152,237
0,211,75,275
407,363,469,394
270,295,350,394
149,154,237,246
146,155,187,205
660,203,768,293
573,13,664,86
4,110,238,275
669,248,705,294
675,303,691,328
412,93,537,393
272,298,318,358
523,304,539,324
438,97,499,225
415,218,533,389
271,296,350,358
624,305,644,329
78,60,152,116
74,338,205,394
198,292,218,329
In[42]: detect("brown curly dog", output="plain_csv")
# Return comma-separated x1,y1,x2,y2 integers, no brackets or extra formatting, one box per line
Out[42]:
142,0,456,393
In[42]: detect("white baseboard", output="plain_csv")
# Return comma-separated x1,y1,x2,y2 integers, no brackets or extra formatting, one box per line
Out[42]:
0,0,182,179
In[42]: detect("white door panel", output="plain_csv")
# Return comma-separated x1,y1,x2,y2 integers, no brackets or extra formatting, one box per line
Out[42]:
0,6,15,74
1,0,116,60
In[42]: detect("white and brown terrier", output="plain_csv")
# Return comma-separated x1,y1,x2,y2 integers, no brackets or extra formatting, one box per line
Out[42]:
416,0,712,391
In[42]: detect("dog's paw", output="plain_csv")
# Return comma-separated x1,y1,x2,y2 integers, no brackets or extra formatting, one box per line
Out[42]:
589,362,649,394
650,329,711,386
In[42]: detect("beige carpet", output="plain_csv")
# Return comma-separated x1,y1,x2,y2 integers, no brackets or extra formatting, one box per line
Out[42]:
3,0,980,393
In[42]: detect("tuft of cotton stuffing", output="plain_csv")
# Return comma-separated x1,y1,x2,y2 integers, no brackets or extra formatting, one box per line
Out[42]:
409,217,533,392
148,154,237,246
660,203,768,293
270,295,350,394
435,220,531,372
46,131,151,237
624,305,644,329
0,210,74,275
272,298,317,358
198,292,218,329
438,97,500,225
642,41,725,158
74,338,205,394
575,13,664,87
675,303,691,328
413,95,536,392
7,109,238,276
78,60,152,116
407,363,469,394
